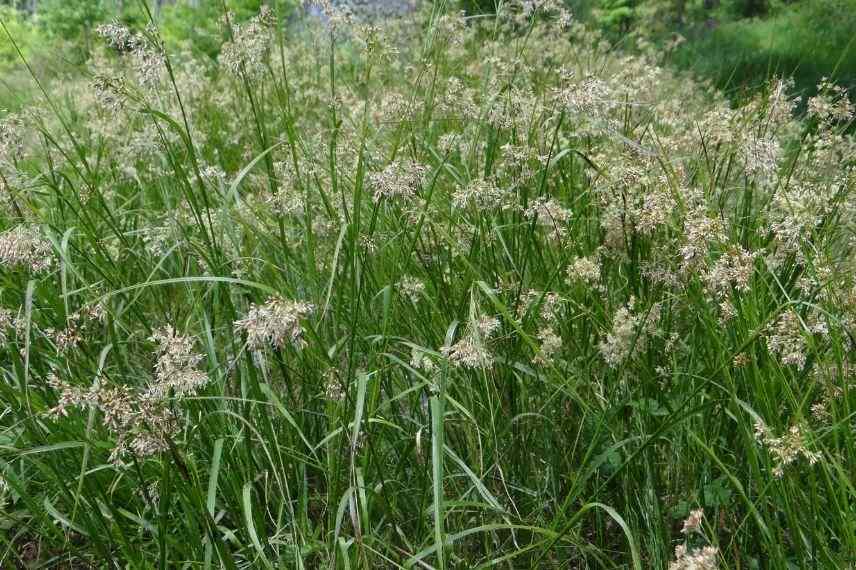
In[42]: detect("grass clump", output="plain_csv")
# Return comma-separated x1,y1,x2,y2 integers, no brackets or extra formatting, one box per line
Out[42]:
0,2,855,567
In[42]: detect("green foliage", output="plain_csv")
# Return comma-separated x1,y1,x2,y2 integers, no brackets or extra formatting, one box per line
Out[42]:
592,0,636,30
160,0,267,57
159,1,231,57
458,0,499,14
671,0,856,101
2,1,296,66
0,6,37,67
721,0,769,17
1,3,855,568
35,0,110,40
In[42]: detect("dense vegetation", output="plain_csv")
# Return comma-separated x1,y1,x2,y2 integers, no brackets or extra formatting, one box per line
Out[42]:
4,0,855,108
645,0,856,104
461,0,856,106
1,1,855,568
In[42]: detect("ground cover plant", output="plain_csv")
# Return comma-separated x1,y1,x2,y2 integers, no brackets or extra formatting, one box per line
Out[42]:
1,1,855,567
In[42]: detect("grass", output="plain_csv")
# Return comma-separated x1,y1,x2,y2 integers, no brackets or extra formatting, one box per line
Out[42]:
0,1,855,568
669,0,856,105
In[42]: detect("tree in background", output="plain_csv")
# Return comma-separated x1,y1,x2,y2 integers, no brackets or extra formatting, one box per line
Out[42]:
159,0,265,57
0,6,37,65
593,0,636,31
589,0,780,34
735,0,768,15
36,0,111,41
0,0,290,63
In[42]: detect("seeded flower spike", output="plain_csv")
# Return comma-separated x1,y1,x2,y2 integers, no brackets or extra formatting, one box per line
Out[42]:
96,21,165,88
47,326,207,463
441,337,494,369
566,256,600,286
754,420,821,478
48,376,179,464
440,314,501,369
0,308,15,344
369,159,428,203
681,508,705,535
0,113,24,162
524,197,572,240
96,21,142,52
533,326,562,366
669,545,719,570
0,225,54,272
234,296,314,350
452,179,506,210
765,310,810,368
398,275,425,303
680,206,726,271
219,7,275,78
703,247,758,298
147,326,209,399
598,297,661,368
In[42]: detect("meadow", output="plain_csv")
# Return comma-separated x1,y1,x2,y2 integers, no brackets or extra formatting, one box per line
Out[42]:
0,1,855,567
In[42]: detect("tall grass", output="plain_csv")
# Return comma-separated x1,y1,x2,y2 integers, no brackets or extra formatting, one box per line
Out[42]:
0,2,854,567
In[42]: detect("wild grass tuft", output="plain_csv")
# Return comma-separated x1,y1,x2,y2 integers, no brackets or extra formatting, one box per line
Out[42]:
0,1,854,567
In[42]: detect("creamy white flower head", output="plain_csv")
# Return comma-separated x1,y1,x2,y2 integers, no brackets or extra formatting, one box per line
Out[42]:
566,256,600,285
147,326,209,399
0,225,53,272
598,298,661,368
754,419,821,478
765,310,808,368
219,7,275,78
398,275,425,303
681,508,704,535
441,337,493,369
234,296,314,350
669,545,718,570
369,159,429,203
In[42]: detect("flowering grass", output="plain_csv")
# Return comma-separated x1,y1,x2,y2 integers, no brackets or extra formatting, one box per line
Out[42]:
0,1,855,567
